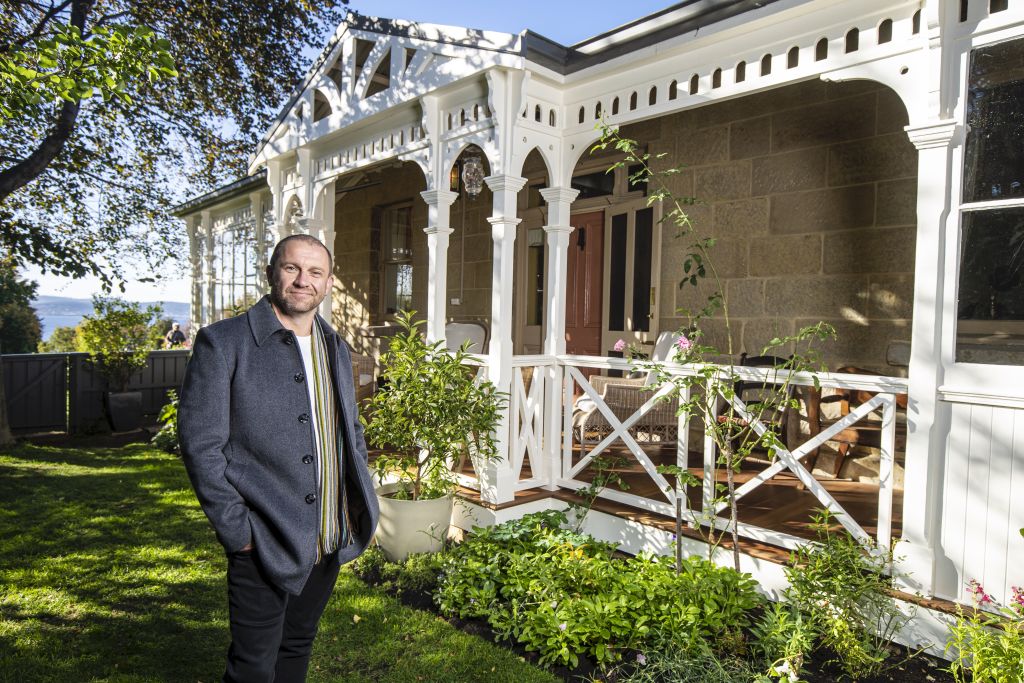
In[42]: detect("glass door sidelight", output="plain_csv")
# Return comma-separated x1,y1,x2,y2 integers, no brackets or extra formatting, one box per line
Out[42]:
602,201,662,355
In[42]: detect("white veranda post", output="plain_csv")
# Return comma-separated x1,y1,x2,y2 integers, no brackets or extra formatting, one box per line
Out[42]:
895,120,959,597
186,215,203,333
420,189,458,342
202,210,215,326
479,174,528,504
540,187,579,489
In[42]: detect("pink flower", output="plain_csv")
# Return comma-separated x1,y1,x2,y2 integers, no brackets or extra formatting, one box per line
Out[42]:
613,339,626,352
1011,586,1024,615
676,335,692,352
967,579,994,606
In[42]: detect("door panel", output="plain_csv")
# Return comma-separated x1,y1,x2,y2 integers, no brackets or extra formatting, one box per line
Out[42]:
566,211,604,356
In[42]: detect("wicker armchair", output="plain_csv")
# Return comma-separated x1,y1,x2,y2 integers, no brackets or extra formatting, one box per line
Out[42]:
348,349,376,404
573,331,680,448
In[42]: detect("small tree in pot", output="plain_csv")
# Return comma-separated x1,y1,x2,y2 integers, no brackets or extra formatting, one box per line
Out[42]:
364,310,504,559
77,296,163,431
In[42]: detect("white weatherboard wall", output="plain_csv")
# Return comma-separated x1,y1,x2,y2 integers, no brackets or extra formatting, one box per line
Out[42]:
940,400,1024,605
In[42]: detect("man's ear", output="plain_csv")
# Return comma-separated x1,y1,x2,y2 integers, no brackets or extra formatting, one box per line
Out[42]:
265,265,274,285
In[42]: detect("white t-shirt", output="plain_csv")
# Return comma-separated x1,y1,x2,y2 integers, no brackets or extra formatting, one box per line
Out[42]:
295,334,321,477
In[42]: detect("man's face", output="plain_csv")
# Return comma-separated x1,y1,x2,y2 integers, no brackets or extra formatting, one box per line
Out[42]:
267,240,334,317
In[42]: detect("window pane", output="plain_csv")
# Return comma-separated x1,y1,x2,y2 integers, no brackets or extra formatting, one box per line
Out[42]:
386,263,413,314
631,208,653,332
963,38,1024,203
609,214,628,331
527,229,545,327
956,207,1024,364
572,171,615,199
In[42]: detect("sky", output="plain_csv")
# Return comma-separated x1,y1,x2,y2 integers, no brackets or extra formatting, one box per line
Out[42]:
27,1,674,304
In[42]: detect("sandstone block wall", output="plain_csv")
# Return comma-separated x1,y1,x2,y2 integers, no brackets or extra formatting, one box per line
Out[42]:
650,80,917,375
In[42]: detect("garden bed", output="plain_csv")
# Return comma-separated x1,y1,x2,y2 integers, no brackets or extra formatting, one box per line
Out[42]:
351,511,960,683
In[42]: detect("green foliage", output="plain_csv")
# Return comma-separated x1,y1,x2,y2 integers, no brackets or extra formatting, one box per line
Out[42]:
606,637,762,683
76,296,163,391
750,602,817,680
783,510,908,680
151,389,179,454
0,257,41,353
0,23,176,124
0,1,343,289
436,512,762,668
350,546,447,601
363,311,505,500
37,325,80,353
946,581,1024,682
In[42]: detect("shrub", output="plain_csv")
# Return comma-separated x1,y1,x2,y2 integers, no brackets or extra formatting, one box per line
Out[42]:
151,390,179,454
783,510,907,680
436,512,762,668
77,296,163,392
947,581,1024,682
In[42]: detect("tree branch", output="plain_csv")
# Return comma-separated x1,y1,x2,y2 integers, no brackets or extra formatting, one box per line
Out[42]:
6,0,74,51
0,0,92,204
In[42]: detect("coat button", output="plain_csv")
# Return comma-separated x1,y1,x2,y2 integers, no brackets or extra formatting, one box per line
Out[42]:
305,493,316,504
302,454,313,464
298,413,310,424
294,372,305,383
284,335,294,345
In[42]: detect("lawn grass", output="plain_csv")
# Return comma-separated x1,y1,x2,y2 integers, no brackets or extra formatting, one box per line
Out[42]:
0,443,557,683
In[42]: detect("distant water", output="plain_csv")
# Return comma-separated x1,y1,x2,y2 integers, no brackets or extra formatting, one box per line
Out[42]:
33,295,190,341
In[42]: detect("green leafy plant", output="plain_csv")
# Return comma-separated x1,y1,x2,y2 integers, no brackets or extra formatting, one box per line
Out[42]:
595,124,836,571
436,512,762,668
946,580,1024,682
751,601,816,681
605,637,761,683
363,310,505,500
76,296,164,392
151,390,179,454
783,509,908,679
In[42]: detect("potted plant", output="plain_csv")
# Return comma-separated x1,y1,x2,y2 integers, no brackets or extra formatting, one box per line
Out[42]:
363,310,504,560
77,297,163,432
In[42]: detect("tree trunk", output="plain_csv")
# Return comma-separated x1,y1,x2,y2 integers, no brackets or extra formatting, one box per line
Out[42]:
0,0,91,204
0,345,15,447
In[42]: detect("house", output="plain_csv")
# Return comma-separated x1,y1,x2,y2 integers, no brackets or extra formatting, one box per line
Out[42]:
173,0,1024,649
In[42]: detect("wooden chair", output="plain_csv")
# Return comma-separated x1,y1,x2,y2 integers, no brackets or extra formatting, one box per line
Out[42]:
803,366,909,478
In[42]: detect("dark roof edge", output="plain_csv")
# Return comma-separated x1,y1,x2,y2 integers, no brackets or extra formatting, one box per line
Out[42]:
524,0,782,75
171,170,268,218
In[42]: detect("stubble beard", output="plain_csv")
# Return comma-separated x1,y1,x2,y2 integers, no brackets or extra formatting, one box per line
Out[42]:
270,281,324,316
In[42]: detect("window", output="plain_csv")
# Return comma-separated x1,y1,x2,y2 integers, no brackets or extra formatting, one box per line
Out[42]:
956,38,1024,364
571,171,615,199
526,229,545,327
382,204,413,315
213,207,260,321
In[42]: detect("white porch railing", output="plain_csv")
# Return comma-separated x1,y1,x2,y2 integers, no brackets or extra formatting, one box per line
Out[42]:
463,353,909,553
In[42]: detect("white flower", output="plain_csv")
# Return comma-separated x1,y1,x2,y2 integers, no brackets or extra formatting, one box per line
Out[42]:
636,653,647,665
558,622,567,631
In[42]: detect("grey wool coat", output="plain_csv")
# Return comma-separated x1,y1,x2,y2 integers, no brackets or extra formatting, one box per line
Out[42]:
179,296,379,595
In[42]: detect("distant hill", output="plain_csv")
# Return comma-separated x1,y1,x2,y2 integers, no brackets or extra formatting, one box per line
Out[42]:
32,295,190,340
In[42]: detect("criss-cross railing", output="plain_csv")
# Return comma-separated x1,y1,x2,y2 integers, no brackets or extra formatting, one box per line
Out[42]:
557,355,908,552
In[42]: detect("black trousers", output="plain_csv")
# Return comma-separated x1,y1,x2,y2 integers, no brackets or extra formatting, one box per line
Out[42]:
223,549,340,683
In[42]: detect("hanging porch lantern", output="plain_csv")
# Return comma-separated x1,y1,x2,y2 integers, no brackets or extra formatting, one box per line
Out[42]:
461,154,485,200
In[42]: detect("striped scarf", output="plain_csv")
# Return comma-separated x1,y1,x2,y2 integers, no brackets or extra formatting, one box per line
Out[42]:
310,321,350,561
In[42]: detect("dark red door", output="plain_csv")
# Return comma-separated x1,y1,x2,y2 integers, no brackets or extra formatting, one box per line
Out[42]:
565,211,604,356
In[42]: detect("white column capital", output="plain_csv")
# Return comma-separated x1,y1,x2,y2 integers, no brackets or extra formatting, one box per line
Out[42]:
484,174,528,194
905,120,960,151
538,186,580,205
424,225,454,237
295,216,327,235
487,216,522,230
420,188,459,208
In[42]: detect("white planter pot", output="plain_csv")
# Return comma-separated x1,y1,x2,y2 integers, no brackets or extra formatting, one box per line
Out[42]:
374,483,453,562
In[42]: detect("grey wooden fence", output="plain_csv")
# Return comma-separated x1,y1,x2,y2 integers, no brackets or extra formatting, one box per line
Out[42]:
2,350,189,434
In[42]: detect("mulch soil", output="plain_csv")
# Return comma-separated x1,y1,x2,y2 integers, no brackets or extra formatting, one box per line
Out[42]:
354,569,957,683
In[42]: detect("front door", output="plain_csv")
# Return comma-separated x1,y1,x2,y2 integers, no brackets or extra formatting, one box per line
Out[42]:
565,211,604,356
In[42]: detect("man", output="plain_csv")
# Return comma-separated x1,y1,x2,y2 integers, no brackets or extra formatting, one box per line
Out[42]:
179,235,379,682
164,322,187,348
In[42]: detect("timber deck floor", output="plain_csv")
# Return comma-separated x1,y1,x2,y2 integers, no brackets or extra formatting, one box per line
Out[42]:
370,443,902,565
